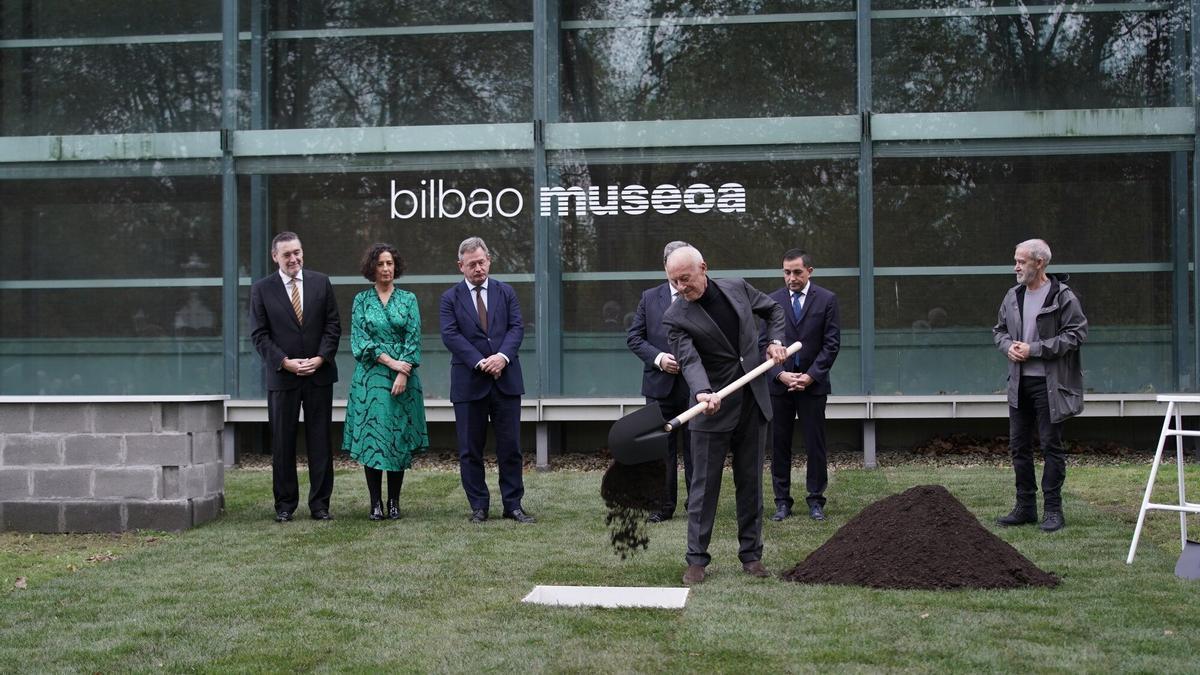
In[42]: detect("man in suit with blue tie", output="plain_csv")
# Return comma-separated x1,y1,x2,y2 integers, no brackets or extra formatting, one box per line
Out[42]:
767,249,841,522
248,232,341,522
439,236,534,524
626,240,693,522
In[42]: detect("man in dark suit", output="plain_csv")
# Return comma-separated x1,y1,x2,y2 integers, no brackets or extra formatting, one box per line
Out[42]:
662,246,787,585
439,236,534,524
249,231,341,522
766,249,840,522
626,240,693,523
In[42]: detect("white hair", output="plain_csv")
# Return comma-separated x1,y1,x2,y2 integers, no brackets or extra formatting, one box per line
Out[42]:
1016,238,1052,265
665,245,704,268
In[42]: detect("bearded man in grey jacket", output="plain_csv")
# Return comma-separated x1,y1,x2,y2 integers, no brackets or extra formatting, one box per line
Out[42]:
993,238,1088,532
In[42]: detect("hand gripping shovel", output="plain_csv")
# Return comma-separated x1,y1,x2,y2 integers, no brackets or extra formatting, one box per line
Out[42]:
607,341,802,464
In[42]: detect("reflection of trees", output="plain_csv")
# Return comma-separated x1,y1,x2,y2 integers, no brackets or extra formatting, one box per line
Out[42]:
874,6,1187,112
271,0,531,128
561,1,855,121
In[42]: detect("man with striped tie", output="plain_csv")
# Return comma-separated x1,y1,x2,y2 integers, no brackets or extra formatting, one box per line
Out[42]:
249,231,342,523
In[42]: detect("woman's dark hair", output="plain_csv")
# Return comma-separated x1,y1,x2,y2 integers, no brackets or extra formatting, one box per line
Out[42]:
360,242,405,281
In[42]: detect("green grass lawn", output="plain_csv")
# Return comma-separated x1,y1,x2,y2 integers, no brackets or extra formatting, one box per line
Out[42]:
2,461,1200,673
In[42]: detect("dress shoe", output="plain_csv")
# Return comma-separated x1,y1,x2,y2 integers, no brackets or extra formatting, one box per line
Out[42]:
647,512,671,523
274,510,293,523
1040,511,1065,532
770,505,791,522
310,509,332,521
682,564,706,585
387,499,401,520
503,508,536,524
809,505,826,521
368,502,385,521
996,507,1038,526
742,560,770,578
469,509,488,523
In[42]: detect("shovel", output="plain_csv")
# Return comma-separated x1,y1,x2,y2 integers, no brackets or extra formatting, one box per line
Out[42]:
1176,540,1200,580
608,341,802,464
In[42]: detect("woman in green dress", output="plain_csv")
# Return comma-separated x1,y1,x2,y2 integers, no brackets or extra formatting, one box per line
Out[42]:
343,243,429,520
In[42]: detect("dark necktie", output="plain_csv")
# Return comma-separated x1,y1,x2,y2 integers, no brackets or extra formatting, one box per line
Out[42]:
474,285,488,332
791,291,805,323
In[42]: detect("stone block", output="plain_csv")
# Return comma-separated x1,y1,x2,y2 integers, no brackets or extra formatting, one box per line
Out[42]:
0,468,31,497
160,404,180,431
62,502,123,532
191,431,221,464
205,461,225,495
162,466,181,499
180,402,224,433
2,435,61,465
32,404,90,433
33,468,92,498
192,494,222,525
0,405,32,433
125,433,190,466
127,500,192,532
93,468,160,499
1,501,62,532
93,403,159,433
63,435,123,465
181,465,207,498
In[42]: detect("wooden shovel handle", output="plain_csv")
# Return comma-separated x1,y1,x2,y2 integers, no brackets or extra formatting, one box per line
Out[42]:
664,341,802,431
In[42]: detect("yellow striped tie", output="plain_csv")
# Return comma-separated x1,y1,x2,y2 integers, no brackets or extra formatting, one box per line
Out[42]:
289,279,303,323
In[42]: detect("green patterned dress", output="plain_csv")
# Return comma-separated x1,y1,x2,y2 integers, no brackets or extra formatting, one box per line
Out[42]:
343,287,429,470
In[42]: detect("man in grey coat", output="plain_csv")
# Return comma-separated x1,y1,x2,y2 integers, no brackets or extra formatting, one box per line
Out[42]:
993,238,1088,532
663,246,787,584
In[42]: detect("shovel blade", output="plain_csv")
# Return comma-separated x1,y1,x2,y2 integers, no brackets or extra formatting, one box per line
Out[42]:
1176,540,1200,580
608,403,672,465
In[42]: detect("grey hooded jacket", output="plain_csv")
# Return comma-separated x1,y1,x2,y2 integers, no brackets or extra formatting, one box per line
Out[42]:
993,274,1088,424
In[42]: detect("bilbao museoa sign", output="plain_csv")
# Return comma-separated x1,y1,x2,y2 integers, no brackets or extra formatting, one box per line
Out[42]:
389,180,747,219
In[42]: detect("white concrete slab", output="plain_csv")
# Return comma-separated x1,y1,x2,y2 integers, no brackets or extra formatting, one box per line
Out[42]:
521,585,689,609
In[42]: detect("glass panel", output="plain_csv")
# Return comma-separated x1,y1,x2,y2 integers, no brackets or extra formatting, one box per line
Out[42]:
270,33,531,128
0,176,222,395
0,43,223,135
0,1,220,39
271,1,531,28
235,168,537,399
874,154,1172,266
566,1,854,20
873,6,1189,112
560,21,855,121
553,157,860,395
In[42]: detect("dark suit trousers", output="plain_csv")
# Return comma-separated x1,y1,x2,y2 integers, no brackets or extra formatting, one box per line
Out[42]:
268,380,334,513
770,392,828,509
1009,376,1066,510
454,388,524,513
651,384,693,518
686,397,766,567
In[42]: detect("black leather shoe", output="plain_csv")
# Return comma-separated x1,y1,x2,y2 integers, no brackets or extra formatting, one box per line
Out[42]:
275,510,293,523
809,505,826,521
368,502,384,521
770,505,791,522
387,499,401,520
996,507,1038,526
647,512,671,523
310,509,332,521
469,509,488,523
503,508,536,524
1040,511,1065,532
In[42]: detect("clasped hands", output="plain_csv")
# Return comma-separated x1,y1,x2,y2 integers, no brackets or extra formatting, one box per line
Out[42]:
477,354,507,379
282,356,324,377
1007,341,1032,363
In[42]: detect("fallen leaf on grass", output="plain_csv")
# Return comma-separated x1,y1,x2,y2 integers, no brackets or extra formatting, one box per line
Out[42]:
144,537,159,544
86,551,116,563
1164,630,1175,636
919,613,930,619
14,577,27,590
66,564,77,572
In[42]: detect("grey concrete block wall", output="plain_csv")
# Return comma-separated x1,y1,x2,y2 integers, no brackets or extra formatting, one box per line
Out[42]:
0,398,226,533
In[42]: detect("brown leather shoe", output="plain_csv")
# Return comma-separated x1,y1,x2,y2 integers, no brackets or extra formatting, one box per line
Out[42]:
742,560,770,578
682,564,706,585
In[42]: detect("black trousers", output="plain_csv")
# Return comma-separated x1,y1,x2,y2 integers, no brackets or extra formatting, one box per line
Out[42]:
649,384,693,517
1009,376,1066,511
454,388,524,514
267,380,334,513
769,392,828,509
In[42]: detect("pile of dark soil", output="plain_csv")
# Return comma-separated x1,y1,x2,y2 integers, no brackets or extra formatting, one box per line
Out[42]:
781,485,1059,590
600,459,667,559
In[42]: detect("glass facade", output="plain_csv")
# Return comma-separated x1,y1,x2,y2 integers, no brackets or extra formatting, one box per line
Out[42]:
1,0,1197,401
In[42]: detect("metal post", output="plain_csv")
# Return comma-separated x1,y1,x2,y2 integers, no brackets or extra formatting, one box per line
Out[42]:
533,0,561,466
1192,0,1200,392
221,0,239,397
857,0,876,466
250,0,270,284
1171,14,1190,391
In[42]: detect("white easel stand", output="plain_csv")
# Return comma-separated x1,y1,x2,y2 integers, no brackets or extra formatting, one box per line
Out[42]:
1127,394,1200,564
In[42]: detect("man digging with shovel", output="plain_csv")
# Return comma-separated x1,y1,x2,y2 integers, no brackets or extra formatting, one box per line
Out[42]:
662,246,788,585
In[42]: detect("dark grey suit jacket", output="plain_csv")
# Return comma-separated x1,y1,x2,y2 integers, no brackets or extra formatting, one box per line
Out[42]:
663,277,786,433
